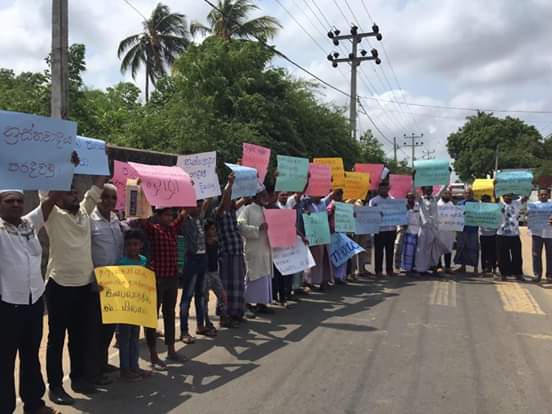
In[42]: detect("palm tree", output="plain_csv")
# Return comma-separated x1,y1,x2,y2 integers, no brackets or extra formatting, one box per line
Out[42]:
191,0,281,41
118,2,190,102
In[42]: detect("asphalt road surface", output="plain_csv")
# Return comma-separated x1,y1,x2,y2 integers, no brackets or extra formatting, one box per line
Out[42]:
17,272,552,414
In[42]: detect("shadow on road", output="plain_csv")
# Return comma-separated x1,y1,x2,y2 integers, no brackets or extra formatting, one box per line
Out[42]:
55,277,414,413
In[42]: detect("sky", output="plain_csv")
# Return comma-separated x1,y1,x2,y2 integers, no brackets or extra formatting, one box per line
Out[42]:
1,0,552,165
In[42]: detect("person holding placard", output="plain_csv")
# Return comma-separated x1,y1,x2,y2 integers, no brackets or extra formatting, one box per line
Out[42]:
436,189,456,273
131,207,187,368
0,189,63,414
531,189,552,282
369,182,397,277
295,192,334,290
399,192,421,275
41,174,109,403
238,185,274,314
89,184,125,382
496,192,528,281
415,183,449,275
454,188,479,275
479,195,498,275
327,190,349,284
179,200,216,344
352,195,374,278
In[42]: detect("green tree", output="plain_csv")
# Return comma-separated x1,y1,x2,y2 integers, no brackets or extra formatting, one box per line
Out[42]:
191,0,281,40
447,112,543,181
357,130,386,163
0,69,49,115
117,2,190,102
123,37,358,173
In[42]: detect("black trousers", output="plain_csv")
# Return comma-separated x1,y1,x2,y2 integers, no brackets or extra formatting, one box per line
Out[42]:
46,279,92,388
272,267,292,303
438,253,452,269
497,235,523,276
145,277,178,349
374,230,397,274
480,235,497,272
0,297,46,414
85,293,116,379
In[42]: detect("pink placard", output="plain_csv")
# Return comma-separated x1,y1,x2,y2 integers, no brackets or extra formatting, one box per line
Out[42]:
354,163,384,190
242,143,271,183
128,162,197,208
306,163,332,197
113,160,138,211
264,209,297,248
389,174,413,198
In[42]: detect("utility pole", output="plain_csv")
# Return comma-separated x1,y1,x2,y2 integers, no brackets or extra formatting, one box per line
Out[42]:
393,137,398,164
327,24,382,140
51,0,69,119
422,149,436,160
494,144,499,176
403,133,424,169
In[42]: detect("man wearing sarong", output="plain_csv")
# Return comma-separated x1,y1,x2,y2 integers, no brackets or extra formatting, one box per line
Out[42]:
216,174,247,326
454,188,479,274
415,185,448,275
238,185,274,314
400,192,420,275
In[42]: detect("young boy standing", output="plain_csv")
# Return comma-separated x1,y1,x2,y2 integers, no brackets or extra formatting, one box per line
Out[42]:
116,230,151,382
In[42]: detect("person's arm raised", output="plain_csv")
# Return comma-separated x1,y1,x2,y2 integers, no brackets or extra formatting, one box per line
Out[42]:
217,173,235,216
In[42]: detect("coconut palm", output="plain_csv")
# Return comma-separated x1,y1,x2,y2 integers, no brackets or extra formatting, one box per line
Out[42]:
191,0,281,41
118,2,190,102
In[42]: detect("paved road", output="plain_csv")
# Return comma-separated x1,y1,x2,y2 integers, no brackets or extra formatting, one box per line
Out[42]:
17,272,552,414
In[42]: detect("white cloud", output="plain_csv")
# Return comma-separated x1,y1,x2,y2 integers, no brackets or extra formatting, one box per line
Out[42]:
1,0,552,163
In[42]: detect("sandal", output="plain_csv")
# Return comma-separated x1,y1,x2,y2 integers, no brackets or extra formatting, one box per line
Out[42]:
180,334,196,344
197,327,217,337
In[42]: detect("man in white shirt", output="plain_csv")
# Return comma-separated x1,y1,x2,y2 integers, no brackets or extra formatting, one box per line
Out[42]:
531,189,552,282
497,193,527,281
0,189,61,414
42,177,107,405
369,182,397,277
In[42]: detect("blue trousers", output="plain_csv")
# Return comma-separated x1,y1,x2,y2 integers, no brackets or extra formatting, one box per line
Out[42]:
180,253,207,335
117,324,139,370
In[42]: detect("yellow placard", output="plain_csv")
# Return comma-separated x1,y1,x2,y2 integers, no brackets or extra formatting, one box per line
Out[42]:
313,157,345,189
343,171,370,201
95,266,157,328
472,178,494,200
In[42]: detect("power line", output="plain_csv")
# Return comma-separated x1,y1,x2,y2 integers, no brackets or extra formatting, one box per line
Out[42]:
343,0,413,131
315,2,406,137
200,0,350,98
275,0,327,55
121,0,147,20
359,95,552,114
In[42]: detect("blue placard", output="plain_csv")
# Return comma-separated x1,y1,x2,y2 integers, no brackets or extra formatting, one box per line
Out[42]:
334,202,355,233
527,202,552,234
302,211,331,246
464,202,502,229
0,110,76,190
74,136,110,176
329,233,365,267
414,159,450,187
225,163,258,199
379,199,407,227
495,170,533,197
354,205,382,235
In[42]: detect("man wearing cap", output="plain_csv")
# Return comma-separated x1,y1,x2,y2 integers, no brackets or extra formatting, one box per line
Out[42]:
0,189,61,414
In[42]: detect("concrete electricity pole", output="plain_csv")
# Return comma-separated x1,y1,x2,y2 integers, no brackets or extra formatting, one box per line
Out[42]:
403,133,424,169
51,0,69,119
422,149,436,160
393,137,398,163
327,24,382,140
